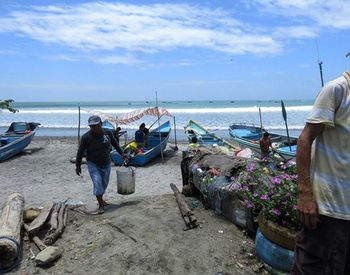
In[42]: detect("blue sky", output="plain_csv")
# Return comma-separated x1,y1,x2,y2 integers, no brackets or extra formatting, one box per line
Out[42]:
0,0,349,102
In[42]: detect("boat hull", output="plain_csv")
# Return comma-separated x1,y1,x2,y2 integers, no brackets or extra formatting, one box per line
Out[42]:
229,124,297,160
184,120,236,149
111,121,171,166
0,125,39,162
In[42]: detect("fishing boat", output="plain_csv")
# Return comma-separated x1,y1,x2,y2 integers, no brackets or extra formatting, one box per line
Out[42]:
229,123,297,159
0,122,40,162
184,120,236,149
111,120,171,166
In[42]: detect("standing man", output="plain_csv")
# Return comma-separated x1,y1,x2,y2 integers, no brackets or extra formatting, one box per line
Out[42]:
293,72,350,274
76,115,125,214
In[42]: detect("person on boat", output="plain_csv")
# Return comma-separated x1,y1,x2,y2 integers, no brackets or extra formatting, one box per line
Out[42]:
188,136,200,148
140,123,149,147
115,127,122,143
293,71,350,274
259,132,272,159
135,123,149,148
75,115,126,214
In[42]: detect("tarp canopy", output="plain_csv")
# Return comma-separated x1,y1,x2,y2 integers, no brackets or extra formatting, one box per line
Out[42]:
91,107,172,125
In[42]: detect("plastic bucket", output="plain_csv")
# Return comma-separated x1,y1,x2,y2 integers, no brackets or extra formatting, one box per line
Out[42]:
116,167,135,195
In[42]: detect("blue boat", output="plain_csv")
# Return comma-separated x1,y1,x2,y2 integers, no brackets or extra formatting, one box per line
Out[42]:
0,122,40,162
229,123,297,160
111,120,171,166
184,120,236,149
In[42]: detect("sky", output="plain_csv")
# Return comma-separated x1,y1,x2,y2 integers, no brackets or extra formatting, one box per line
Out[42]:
0,0,349,102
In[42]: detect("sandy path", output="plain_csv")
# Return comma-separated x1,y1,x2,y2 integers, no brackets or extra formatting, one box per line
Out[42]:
0,137,260,274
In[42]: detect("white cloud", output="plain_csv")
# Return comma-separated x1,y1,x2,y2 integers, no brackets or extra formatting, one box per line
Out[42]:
0,1,281,61
274,26,318,39
255,0,350,29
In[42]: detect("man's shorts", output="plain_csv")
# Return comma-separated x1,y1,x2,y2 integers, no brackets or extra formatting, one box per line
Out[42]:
87,161,111,196
293,215,350,274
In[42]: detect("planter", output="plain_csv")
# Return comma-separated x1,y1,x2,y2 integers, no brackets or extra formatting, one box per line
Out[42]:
255,229,294,272
258,214,296,251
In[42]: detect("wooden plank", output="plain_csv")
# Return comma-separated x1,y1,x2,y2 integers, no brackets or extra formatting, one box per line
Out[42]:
28,202,54,236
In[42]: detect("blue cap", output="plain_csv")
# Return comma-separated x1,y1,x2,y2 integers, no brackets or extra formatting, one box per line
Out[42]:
88,115,101,126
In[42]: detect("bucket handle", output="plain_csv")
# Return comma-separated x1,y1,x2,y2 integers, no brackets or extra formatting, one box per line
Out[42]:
128,166,135,177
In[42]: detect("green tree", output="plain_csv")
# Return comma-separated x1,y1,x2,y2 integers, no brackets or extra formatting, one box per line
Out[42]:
0,99,18,113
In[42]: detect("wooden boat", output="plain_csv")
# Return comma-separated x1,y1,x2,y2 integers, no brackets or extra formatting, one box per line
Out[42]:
229,123,297,159
111,120,171,166
184,120,236,149
0,122,40,162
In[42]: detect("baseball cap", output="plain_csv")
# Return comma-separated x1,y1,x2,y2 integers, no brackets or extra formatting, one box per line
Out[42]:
88,115,102,126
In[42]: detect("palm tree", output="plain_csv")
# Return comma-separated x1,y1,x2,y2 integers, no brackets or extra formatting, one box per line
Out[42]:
0,99,18,113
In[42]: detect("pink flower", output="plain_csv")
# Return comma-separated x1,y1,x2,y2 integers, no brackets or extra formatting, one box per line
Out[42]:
272,176,281,185
260,194,269,201
273,209,281,216
282,174,291,180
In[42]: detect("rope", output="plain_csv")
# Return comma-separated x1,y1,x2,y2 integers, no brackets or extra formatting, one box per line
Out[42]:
0,236,21,273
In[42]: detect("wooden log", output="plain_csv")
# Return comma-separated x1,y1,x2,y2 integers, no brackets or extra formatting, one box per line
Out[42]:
170,183,198,230
48,203,61,235
0,193,25,271
28,202,54,236
44,205,67,245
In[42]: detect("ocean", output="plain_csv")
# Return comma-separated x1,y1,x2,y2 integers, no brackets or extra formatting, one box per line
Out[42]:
0,100,313,140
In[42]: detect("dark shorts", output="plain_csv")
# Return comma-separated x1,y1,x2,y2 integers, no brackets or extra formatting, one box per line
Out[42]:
292,215,350,275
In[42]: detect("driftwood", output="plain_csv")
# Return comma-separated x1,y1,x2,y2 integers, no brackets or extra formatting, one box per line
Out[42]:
28,202,54,236
48,203,61,235
170,183,198,230
0,193,25,271
44,204,67,245
24,224,62,266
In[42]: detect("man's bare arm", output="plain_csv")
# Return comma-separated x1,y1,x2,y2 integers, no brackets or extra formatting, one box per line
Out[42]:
296,122,324,229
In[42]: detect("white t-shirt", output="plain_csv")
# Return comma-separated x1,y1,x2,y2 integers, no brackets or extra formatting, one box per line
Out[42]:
307,72,350,220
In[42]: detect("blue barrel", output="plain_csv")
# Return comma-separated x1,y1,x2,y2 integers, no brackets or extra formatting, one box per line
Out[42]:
255,229,294,272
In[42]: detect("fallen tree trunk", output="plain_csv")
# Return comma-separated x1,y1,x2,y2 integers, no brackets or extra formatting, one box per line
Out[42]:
0,193,25,271
170,183,198,230
44,204,67,245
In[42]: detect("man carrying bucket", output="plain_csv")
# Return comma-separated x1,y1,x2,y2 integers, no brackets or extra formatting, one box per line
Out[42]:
76,115,126,214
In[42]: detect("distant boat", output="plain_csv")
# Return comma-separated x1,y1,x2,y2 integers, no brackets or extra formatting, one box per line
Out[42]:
230,101,235,103
184,120,236,149
0,122,40,162
111,120,171,166
229,123,297,160
187,101,192,103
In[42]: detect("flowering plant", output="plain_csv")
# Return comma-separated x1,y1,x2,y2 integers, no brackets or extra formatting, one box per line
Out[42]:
230,160,300,231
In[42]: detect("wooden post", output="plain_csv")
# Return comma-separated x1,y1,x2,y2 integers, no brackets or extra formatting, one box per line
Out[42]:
78,106,81,145
173,116,178,151
0,193,25,271
156,91,164,160
259,107,263,137
170,183,198,230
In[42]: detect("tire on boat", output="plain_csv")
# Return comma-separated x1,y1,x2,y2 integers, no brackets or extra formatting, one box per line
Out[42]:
255,229,294,272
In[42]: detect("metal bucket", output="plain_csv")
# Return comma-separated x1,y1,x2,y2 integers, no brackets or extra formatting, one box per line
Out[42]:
116,167,135,195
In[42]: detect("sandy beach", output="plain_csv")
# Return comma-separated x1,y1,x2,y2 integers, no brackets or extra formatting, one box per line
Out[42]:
0,137,262,274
